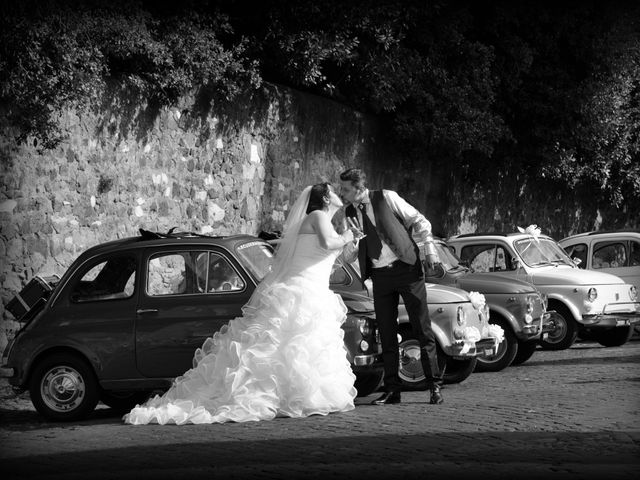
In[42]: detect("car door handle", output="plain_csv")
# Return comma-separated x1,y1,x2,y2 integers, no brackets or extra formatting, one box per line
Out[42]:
136,308,158,315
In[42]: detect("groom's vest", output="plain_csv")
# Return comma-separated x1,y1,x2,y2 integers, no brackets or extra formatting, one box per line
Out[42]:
345,190,421,280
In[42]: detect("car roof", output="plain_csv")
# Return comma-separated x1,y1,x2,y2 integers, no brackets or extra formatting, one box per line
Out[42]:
78,230,264,258
559,230,640,243
448,232,553,241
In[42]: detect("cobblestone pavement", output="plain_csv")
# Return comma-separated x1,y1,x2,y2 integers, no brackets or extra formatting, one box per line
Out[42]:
1,340,639,480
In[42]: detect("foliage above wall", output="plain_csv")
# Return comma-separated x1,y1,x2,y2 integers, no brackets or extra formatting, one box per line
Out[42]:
1,0,639,216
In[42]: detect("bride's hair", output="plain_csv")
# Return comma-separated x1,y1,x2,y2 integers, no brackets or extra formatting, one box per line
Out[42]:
306,182,331,214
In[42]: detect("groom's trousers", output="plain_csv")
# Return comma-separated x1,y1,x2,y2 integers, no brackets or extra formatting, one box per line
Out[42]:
371,260,442,393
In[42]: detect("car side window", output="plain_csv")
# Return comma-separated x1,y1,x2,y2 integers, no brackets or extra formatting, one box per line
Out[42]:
71,255,136,302
203,253,245,292
631,241,640,267
330,263,350,285
147,253,188,296
460,244,495,273
592,242,626,269
564,243,587,269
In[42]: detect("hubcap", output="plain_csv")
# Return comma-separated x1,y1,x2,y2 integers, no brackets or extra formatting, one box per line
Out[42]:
545,316,567,344
399,339,425,383
41,366,85,413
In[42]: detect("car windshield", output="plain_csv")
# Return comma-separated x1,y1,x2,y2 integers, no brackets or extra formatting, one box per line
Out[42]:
435,242,467,271
236,241,274,281
514,237,574,267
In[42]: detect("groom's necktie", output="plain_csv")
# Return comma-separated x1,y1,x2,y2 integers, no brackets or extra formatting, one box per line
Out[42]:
358,203,383,260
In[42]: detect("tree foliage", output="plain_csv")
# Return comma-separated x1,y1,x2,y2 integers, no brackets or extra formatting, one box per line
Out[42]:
1,0,638,209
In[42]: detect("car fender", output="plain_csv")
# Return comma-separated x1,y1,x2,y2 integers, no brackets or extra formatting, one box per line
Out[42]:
546,293,581,322
486,304,518,333
23,339,101,386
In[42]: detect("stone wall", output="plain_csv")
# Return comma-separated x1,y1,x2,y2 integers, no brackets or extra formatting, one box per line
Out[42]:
0,83,386,354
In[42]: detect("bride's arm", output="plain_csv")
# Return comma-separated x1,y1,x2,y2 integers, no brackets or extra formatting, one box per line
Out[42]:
311,211,354,250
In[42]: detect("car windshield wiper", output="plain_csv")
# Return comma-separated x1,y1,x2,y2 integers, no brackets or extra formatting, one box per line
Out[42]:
530,261,555,267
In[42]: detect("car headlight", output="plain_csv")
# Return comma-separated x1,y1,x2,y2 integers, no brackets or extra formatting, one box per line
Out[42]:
356,317,372,336
360,340,370,352
630,286,638,302
587,287,597,302
526,295,535,314
453,327,464,340
457,306,467,326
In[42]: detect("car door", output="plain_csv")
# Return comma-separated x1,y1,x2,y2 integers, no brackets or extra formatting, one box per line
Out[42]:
135,246,254,378
591,237,640,289
51,250,140,379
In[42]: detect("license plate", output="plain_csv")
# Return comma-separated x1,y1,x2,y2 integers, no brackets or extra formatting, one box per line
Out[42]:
484,349,493,355
543,333,549,340
616,320,629,326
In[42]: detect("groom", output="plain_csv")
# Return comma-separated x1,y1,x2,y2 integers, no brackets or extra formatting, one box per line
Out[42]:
340,168,443,405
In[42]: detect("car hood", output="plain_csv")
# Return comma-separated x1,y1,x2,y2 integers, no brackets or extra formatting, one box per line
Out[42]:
531,266,626,286
426,283,471,304
456,272,536,294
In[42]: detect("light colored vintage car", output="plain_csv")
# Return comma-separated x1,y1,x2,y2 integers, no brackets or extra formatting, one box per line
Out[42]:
424,238,549,372
448,231,640,350
330,257,500,389
558,230,640,291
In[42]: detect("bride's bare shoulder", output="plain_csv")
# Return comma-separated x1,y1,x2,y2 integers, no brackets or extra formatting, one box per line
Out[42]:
299,210,325,233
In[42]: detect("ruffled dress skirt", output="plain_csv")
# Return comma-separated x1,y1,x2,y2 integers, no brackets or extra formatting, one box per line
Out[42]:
124,275,357,425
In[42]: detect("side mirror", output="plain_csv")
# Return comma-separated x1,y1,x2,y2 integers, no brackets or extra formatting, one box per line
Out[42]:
572,257,582,266
511,257,520,269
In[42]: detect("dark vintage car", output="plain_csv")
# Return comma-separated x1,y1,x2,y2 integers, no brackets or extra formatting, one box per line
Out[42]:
422,238,550,372
2,231,383,421
329,256,500,390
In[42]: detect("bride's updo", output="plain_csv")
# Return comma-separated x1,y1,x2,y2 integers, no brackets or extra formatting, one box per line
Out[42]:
306,182,331,214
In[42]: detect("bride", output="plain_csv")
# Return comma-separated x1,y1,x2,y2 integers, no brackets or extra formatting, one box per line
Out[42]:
124,183,362,425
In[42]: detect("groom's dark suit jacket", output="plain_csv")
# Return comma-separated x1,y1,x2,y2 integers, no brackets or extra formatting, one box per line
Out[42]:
345,189,422,281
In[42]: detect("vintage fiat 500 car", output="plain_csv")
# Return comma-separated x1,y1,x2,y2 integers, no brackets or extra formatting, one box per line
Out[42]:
330,257,501,389
423,238,549,372
2,231,383,421
558,231,640,291
448,230,640,350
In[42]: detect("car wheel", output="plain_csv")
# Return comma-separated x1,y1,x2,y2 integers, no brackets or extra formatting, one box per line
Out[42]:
594,326,633,347
100,391,152,412
539,305,578,350
474,319,518,372
354,370,384,397
511,339,538,365
29,353,99,421
398,329,476,386
437,343,477,385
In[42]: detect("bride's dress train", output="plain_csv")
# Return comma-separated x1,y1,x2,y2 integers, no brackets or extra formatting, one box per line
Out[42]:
124,234,356,425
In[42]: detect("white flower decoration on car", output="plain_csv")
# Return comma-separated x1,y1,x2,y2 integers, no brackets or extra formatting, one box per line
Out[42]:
459,326,482,354
468,291,486,310
517,224,541,242
482,323,505,348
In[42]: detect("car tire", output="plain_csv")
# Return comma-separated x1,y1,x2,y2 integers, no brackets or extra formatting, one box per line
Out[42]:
511,339,538,365
398,328,476,386
474,318,518,372
29,353,99,422
539,305,578,350
594,326,633,347
354,370,384,397
437,343,477,385
100,390,152,412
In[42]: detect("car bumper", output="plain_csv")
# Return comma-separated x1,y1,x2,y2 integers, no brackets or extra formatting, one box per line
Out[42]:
450,338,499,358
581,302,640,327
352,353,383,367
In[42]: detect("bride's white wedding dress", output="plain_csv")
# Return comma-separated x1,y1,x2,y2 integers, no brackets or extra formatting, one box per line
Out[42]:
124,233,356,425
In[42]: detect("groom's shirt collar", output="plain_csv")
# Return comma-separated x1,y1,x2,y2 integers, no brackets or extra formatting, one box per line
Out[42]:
356,189,371,207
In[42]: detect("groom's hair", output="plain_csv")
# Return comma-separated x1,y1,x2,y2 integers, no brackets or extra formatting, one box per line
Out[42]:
306,182,331,214
339,168,366,191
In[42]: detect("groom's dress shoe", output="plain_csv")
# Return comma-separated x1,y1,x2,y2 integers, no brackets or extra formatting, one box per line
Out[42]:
371,391,401,405
430,385,444,405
